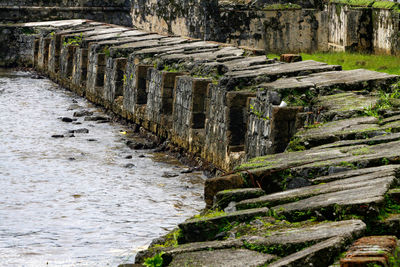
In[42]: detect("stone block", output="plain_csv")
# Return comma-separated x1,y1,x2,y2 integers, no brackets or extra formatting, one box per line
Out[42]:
280,54,302,63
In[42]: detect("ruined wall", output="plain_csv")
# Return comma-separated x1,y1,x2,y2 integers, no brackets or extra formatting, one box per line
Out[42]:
327,4,373,52
372,8,400,55
0,0,132,26
130,0,217,39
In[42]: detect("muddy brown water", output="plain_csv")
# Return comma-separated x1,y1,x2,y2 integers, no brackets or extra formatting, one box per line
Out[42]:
0,69,205,266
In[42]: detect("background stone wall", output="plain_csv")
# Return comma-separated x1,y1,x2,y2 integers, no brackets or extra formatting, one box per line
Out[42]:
0,0,132,26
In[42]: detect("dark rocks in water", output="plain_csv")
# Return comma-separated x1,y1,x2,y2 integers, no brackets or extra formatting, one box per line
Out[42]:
71,99,78,103
84,115,109,122
286,177,311,189
72,122,82,125
96,119,110,124
51,134,64,138
87,138,97,142
124,163,135,168
180,168,194,174
30,74,45,79
68,157,76,161
73,110,93,117
125,155,133,159
61,117,75,122
67,133,75,138
126,140,156,150
162,172,179,178
68,128,89,134
138,154,145,158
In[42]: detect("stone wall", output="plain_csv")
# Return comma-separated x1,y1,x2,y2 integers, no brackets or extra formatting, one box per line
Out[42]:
130,0,218,39
129,1,400,55
0,0,132,26
372,8,400,55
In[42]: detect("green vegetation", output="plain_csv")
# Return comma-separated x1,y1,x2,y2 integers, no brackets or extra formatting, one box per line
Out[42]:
63,33,83,46
21,27,37,35
154,229,182,248
263,3,301,10
102,45,110,57
364,82,400,117
193,209,227,220
286,137,306,152
144,252,164,267
250,104,270,121
330,0,374,7
373,1,400,12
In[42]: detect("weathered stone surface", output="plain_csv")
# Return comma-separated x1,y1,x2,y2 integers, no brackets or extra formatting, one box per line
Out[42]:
179,207,269,243
237,165,397,210
340,236,399,267
168,248,276,267
269,237,344,267
214,188,265,210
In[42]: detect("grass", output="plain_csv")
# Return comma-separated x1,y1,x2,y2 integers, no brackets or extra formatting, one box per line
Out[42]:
267,52,400,75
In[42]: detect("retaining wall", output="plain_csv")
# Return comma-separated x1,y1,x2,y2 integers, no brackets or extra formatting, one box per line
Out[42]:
130,1,400,55
0,0,132,26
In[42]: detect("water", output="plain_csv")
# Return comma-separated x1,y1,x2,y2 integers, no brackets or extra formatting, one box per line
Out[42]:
0,69,205,266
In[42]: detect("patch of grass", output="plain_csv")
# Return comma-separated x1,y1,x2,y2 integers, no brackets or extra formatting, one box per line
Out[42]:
268,52,400,75
373,1,400,12
330,0,375,7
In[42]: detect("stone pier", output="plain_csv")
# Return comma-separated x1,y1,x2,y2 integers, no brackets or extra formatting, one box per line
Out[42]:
2,19,400,266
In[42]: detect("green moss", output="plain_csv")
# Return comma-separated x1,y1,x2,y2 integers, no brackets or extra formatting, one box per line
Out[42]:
351,146,372,155
153,229,182,248
193,209,227,221
262,3,301,10
286,137,306,152
243,240,317,257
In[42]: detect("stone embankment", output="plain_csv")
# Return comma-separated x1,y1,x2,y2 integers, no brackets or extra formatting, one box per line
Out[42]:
2,19,400,266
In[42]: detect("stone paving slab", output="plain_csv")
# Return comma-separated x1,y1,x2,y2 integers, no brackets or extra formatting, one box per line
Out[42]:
236,167,397,210
226,60,342,79
260,69,398,92
269,237,345,267
273,183,391,220
168,248,276,267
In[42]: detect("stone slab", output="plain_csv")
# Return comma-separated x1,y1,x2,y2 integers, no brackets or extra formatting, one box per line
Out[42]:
236,169,396,210
260,69,398,92
168,248,276,267
214,188,266,210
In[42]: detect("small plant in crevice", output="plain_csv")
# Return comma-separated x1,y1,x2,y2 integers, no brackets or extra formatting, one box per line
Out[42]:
250,104,270,121
144,252,164,267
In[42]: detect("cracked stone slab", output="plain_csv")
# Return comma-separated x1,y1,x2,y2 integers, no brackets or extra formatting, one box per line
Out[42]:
168,248,276,267
260,69,399,92
226,60,342,80
273,182,392,221
269,237,345,267
236,166,397,210
311,132,400,151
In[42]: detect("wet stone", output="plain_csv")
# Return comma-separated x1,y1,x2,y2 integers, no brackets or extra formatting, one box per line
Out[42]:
73,110,93,117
